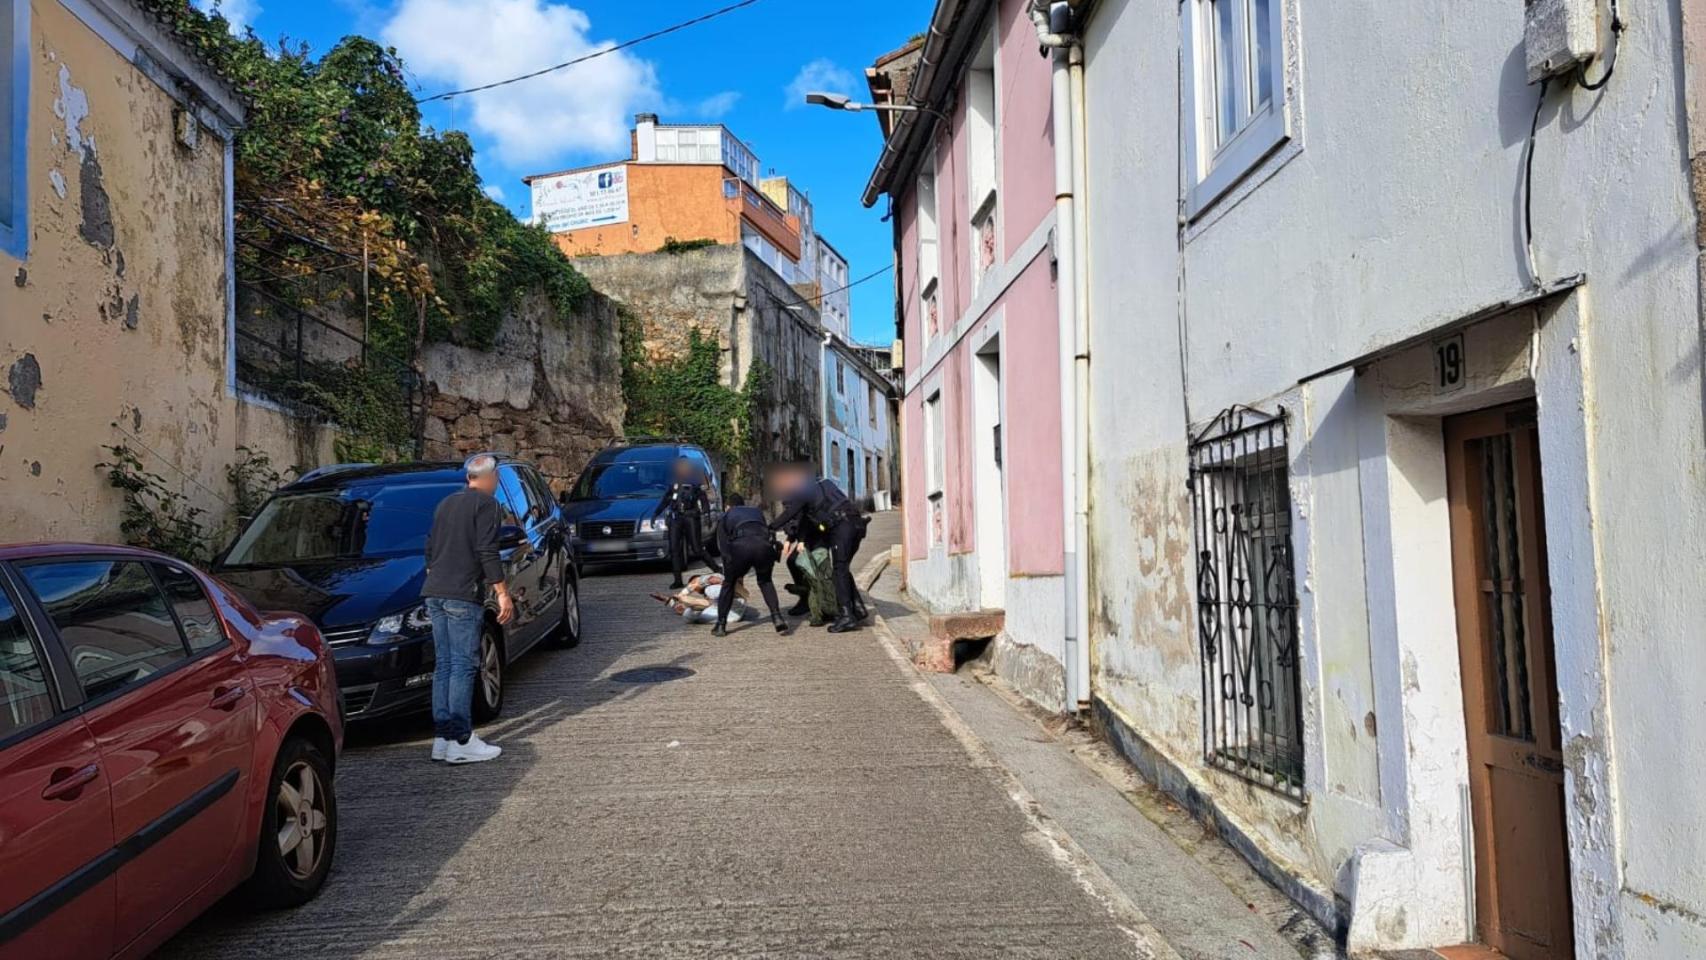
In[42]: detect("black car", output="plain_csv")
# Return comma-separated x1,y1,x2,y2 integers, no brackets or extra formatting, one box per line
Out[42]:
213,457,581,723
561,440,723,563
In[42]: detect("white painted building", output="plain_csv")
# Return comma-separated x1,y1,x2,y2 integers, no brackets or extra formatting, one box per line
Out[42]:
1064,0,1706,956
817,234,895,508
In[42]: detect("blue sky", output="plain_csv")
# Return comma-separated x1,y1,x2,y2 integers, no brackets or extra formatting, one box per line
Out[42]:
195,0,930,345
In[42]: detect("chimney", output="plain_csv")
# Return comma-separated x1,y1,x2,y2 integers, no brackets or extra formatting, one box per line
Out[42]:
634,112,659,162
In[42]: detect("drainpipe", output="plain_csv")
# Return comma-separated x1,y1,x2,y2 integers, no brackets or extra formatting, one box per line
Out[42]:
1032,0,1085,711
1068,36,1091,714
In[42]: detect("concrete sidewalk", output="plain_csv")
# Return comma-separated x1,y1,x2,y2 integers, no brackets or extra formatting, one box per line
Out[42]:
867,561,1341,960
164,512,1174,959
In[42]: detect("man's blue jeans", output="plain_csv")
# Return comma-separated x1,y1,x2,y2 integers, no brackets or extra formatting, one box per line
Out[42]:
426,597,482,743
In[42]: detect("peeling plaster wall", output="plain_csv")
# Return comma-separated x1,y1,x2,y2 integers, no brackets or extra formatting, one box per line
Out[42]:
0,2,327,542
1084,0,1705,953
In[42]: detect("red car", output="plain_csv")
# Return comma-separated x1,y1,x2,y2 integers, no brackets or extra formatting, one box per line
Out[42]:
0,544,342,960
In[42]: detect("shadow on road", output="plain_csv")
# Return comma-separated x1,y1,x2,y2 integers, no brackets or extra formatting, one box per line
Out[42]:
160,571,697,959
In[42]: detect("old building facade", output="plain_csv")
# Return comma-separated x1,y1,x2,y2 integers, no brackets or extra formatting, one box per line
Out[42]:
0,0,334,542
569,243,823,485
866,0,1072,710
869,0,1706,956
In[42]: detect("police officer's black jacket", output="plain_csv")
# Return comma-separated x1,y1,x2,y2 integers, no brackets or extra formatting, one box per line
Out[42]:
769,478,854,538
653,481,710,519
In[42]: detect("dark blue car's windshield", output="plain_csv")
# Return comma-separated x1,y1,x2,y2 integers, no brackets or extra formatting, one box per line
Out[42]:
571,460,673,500
222,482,462,565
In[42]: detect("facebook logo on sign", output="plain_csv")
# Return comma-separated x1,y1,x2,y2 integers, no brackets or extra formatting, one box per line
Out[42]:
598,172,616,189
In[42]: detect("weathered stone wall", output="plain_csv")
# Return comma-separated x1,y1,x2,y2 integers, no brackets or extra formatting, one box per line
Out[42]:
569,243,823,482
421,288,623,493
0,3,334,543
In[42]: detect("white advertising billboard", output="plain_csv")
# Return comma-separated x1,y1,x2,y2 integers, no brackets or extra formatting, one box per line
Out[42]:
532,164,630,232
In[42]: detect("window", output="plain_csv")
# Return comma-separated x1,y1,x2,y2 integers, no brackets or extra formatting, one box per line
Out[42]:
223,483,463,564
830,441,842,481
0,584,54,737
155,564,226,654
1184,0,1288,216
966,23,998,285
915,150,940,340
1188,406,1303,798
836,357,845,394
0,0,27,259
869,384,880,425
494,468,532,527
21,560,190,702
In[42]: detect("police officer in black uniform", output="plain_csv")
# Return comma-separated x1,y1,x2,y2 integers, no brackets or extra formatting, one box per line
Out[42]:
653,457,721,589
770,466,867,633
711,493,788,637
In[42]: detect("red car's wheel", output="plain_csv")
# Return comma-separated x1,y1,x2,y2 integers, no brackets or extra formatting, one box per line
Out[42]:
247,736,337,908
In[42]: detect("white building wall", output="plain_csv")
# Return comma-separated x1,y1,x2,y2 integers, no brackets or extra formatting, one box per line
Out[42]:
822,339,895,509
1083,0,1706,955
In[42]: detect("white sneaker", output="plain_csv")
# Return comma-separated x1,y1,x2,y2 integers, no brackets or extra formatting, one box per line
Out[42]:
445,734,502,764
430,738,449,762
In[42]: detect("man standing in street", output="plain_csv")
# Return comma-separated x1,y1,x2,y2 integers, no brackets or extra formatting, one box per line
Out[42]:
770,464,868,634
423,453,514,764
654,456,721,589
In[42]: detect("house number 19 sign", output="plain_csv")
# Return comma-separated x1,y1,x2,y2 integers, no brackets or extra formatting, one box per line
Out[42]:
1434,332,1466,393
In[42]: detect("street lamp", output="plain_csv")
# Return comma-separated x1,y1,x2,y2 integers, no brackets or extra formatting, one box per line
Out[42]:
805,91,948,122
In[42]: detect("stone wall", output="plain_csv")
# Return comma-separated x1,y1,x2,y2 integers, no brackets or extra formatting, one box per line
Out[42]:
421,288,624,493
569,243,823,483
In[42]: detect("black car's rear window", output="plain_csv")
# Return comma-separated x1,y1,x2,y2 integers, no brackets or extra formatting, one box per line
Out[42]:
222,482,463,566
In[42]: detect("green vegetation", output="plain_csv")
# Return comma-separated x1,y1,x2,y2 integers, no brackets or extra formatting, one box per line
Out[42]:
138,0,594,458
101,445,290,564
658,237,720,254
618,312,771,485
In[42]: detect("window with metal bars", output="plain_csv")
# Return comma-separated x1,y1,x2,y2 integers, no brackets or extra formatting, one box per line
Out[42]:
1188,405,1304,799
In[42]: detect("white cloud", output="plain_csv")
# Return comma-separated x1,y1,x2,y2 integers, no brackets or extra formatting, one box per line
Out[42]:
482,183,507,202
785,58,856,110
693,91,741,120
382,0,660,170
194,0,261,33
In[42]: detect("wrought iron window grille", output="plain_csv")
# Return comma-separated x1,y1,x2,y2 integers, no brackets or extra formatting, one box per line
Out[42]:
1188,404,1306,800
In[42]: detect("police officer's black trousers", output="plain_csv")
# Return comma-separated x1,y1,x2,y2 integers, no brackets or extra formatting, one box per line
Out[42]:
716,537,781,624
668,512,718,581
825,519,864,611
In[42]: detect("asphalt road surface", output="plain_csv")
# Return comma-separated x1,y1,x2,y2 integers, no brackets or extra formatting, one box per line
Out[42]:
161,518,1166,959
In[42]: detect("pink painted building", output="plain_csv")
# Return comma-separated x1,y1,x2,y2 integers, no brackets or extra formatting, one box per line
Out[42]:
864,0,1070,709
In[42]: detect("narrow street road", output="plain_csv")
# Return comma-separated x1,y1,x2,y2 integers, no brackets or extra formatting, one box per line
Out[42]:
162,517,1167,959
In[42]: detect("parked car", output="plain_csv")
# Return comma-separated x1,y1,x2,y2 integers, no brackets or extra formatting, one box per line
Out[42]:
561,440,723,564
0,544,341,959
211,457,579,724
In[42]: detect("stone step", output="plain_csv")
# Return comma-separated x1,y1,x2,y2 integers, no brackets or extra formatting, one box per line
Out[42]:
915,609,1006,672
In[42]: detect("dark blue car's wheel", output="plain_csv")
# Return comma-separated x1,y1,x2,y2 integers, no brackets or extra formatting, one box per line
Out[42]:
552,569,582,648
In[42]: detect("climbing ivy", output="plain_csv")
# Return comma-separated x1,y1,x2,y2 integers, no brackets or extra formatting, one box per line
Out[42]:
133,0,590,349
619,312,773,485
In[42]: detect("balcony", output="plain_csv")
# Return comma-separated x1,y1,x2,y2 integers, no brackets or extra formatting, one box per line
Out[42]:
725,178,801,261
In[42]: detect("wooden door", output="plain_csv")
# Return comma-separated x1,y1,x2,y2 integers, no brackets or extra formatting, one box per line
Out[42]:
1445,404,1574,960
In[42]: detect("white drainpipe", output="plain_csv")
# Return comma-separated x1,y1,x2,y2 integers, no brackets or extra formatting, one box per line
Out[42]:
1032,0,1086,711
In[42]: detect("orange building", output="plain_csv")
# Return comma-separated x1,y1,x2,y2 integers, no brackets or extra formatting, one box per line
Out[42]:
525,115,805,277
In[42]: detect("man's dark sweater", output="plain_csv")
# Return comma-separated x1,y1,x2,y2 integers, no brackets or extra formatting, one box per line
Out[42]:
422,487,504,603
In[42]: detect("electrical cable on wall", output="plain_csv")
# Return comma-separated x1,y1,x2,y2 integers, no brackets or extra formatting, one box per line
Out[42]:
416,0,761,103
1579,0,1625,91
1522,77,1552,288
1523,1,1624,288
